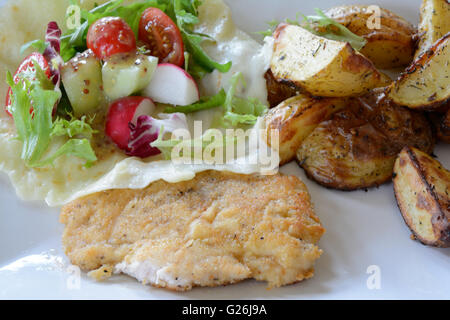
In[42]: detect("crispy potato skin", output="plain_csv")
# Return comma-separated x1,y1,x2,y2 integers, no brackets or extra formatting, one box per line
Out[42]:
297,89,434,190
442,109,450,143
271,24,390,97
393,147,450,247
326,5,416,69
265,70,300,108
386,33,450,110
428,104,450,143
416,0,450,58
264,94,347,165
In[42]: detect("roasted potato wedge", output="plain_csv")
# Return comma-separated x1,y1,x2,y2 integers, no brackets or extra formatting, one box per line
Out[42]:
416,0,450,58
265,69,300,108
386,33,450,110
264,94,347,165
270,24,391,97
326,5,416,69
393,147,450,247
297,90,434,190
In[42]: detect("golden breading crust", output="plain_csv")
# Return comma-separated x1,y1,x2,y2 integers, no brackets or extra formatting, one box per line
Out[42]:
60,171,325,291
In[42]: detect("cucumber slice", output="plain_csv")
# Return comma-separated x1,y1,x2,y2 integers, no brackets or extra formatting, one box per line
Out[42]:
102,53,158,101
61,49,104,117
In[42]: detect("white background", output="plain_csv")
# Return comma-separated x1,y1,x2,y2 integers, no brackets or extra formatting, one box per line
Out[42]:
0,0,449,300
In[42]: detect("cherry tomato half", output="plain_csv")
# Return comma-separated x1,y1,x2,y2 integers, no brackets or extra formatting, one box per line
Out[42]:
5,52,52,116
87,17,137,60
138,8,185,67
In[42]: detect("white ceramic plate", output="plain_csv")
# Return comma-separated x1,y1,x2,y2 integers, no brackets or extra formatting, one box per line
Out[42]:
1,0,449,300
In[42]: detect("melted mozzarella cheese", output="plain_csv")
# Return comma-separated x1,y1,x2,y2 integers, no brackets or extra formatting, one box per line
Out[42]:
195,0,274,104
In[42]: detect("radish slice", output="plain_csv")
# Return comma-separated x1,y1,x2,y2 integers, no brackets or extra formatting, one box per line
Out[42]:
143,63,200,106
131,98,156,124
105,96,155,151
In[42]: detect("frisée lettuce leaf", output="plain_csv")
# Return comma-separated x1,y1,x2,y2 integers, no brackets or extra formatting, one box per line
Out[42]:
301,9,367,51
6,64,97,168
222,72,267,127
150,125,237,160
51,115,97,139
259,8,367,51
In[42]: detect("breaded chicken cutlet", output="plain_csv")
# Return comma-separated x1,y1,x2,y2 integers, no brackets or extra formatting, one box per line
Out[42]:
60,171,325,291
